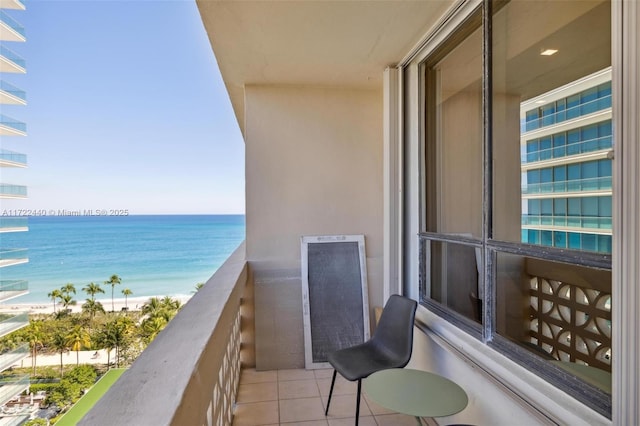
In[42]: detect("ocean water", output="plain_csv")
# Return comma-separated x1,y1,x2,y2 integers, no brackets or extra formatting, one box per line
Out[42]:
0,215,245,304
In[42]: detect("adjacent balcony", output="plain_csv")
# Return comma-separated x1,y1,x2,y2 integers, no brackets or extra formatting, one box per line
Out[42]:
0,375,29,408
0,248,27,268
0,81,25,105
0,11,25,42
521,95,612,133
0,46,25,73
0,344,28,373
0,218,28,233
0,280,28,302
521,176,612,195
521,135,612,164
522,214,612,230
0,184,26,199
0,0,25,11
0,150,26,168
0,312,27,338
0,412,32,426
0,115,26,136
0,218,28,232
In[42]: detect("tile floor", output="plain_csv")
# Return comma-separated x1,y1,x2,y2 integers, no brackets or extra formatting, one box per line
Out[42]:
232,368,438,426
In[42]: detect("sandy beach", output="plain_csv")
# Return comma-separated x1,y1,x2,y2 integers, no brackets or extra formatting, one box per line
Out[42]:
0,295,193,315
19,349,111,368
0,295,192,371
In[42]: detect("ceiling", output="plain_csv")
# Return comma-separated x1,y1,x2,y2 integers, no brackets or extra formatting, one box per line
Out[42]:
196,0,454,134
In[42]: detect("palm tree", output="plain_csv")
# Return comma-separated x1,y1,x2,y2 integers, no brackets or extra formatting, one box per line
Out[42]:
67,325,91,365
161,296,181,312
48,289,62,314
141,297,162,317
82,298,105,321
96,326,116,368
142,296,181,323
103,317,133,368
121,288,133,310
140,316,167,344
59,293,76,314
192,282,205,293
82,282,105,301
25,321,45,375
60,283,76,296
50,331,70,377
105,274,122,312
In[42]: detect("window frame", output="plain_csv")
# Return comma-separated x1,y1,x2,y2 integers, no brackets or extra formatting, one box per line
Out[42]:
415,0,613,418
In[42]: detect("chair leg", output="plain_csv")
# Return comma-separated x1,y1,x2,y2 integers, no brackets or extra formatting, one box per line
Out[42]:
355,379,362,426
325,369,337,416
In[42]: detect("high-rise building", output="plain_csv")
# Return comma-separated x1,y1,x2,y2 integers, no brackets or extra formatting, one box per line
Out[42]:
520,68,612,254
0,0,31,423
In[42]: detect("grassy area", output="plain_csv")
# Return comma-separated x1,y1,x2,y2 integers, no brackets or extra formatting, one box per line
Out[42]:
55,368,126,426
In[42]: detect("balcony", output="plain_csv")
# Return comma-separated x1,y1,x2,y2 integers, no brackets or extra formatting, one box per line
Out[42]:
0,0,25,11
0,249,27,268
0,150,26,168
0,280,28,302
0,11,25,42
521,135,612,164
521,176,612,195
80,243,248,425
0,218,27,232
0,312,27,337
0,46,24,73
0,81,25,105
79,237,614,425
522,214,612,230
521,95,612,133
0,344,28,372
0,115,25,136
0,412,32,426
0,218,27,234
0,413,32,426
80,243,423,426
0,184,26,199
0,375,29,407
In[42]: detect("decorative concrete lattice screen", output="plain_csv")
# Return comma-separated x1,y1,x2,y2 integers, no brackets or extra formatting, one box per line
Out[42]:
210,309,242,426
528,277,611,371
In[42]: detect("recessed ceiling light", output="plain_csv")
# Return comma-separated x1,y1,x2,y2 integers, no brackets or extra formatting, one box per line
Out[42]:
540,49,558,56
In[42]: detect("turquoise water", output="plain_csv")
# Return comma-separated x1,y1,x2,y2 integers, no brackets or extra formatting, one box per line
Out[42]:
0,215,245,304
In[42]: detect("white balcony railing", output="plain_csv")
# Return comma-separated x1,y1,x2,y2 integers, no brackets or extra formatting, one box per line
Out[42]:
79,242,249,426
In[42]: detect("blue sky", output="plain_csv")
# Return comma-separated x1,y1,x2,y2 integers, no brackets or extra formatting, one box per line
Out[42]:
1,0,245,215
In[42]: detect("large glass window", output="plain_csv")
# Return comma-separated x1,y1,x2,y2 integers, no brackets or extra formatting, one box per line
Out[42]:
422,12,483,321
493,2,612,409
420,0,612,417
424,13,482,239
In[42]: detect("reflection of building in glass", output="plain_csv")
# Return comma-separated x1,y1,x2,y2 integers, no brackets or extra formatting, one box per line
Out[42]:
520,68,612,254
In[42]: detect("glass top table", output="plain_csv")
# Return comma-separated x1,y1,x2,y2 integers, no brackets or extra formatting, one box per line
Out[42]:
363,368,468,422
551,360,612,393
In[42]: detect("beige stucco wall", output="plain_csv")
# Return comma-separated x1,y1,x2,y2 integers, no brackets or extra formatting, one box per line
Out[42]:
244,85,383,369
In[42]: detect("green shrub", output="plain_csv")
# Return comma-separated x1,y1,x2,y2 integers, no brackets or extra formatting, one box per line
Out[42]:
43,365,99,409
63,364,97,389
25,418,48,426
28,383,60,394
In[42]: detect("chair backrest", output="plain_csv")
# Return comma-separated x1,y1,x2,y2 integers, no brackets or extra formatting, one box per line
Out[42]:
371,294,418,367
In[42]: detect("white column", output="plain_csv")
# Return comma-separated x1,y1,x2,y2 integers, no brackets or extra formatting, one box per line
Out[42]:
383,67,402,302
612,0,640,424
